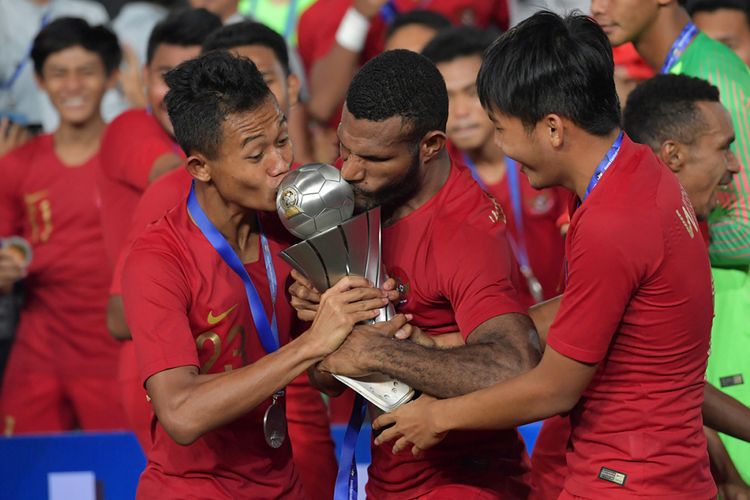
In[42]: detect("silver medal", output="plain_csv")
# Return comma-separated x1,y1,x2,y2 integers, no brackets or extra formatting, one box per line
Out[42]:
263,391,286,448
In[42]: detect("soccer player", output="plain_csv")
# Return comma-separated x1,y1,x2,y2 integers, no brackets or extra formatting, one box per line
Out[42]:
384,10,451,53
591,0,750,480
121,49,398,498
108,20,338,498
0,18,124,433
99,7,222,450
422,26,567,301
373,13,717,499
290,49,542,499
686,0,750,66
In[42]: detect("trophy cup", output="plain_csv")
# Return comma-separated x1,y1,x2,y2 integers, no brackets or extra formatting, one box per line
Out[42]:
276,163,414,412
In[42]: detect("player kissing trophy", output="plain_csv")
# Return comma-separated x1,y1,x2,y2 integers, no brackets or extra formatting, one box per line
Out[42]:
276,163,414,412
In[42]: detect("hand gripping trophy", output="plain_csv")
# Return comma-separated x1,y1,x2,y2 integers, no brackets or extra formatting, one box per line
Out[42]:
276,163,414,412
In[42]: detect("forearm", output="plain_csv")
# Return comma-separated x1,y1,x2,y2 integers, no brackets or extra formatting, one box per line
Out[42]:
153,335,324,445
307,363,345,396
705,426,746,485
107,295,131,340
307,46,360,123
365,335,538,398
147,152,183,184
703,382,750,442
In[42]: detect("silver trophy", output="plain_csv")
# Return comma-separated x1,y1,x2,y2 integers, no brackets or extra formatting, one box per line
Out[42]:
276,163,414,412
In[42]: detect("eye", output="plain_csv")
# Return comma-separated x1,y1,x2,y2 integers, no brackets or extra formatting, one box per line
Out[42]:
277,135,290,146
246,152,263,161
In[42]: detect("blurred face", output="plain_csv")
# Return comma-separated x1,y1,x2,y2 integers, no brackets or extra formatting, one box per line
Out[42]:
385,24,439,53
591,0,661,46
145,43,202,136
202,96,293,212
188,0,237,21
674,101,739,218
438,55,495,152
230,45,299,114
338,106,422,212
693,9,750,66
37,45,113,126
488,108,560,189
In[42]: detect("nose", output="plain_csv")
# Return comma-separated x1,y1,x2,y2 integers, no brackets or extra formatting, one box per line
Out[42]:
452,95,470,118
340,156,365,183
63,73,85,93
269,142,293,178
728,150,741,174
590,0,606,17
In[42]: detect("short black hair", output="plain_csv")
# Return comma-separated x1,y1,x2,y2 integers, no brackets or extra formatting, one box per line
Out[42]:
386,10,452,39
685,0,750,22
477,11,620,136
164,50,273,160
624,74,721,150
31,17,121,76
202,20,290,75
146,8,222,65
421,26,497,65
346,49,448,145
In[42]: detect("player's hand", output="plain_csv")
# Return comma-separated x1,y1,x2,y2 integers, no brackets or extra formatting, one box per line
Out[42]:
353,0,390,19
0,248,26,293
319,314,410,377
306,276,388,356
0,117,32,157
373,394,448,455
719,481,750,500
380,276,402,306
289,269,321,322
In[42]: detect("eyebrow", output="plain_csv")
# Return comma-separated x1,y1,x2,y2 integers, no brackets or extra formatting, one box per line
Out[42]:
337,134,390,161
241,114,287,148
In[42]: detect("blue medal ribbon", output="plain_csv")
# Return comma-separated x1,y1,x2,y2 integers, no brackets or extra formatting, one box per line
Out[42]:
187,182,279,353
582,132,624,203
661,22,699,74
334,395,367,500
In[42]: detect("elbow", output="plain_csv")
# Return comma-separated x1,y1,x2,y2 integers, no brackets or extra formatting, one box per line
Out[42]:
158,409,203,446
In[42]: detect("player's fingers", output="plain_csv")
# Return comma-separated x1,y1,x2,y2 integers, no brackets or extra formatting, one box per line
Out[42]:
290,269,317,292
372,314,410,337
392,436,412,455
335,285,386,304
373,423,400,446
372,412,396,432
411,445,423,457
343,297,388,313
382,277,397,290
329,275,372,292
290,280,321,303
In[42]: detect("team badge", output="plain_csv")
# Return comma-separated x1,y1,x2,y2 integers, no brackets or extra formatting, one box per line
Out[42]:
279,188,301,219
389,266,411,306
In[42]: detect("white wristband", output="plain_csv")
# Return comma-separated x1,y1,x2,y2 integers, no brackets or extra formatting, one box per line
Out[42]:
335,7,370,53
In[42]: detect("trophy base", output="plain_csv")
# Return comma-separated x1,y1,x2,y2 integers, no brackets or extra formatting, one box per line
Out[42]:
333,373,415,413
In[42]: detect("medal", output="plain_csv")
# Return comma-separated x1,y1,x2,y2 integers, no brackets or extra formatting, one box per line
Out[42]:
263,390,286,448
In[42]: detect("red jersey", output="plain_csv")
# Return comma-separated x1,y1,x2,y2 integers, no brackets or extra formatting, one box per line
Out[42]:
0,135,119,377
367,160,530,499
546,136,715,498
122,201,306,499
98,109,182,268
447,142,566,300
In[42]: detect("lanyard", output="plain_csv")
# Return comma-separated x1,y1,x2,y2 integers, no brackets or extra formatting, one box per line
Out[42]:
187,182,279,353
661,22,698,74
380,0,433,23
1,11,52,91
247,0,299,40
582,132,624,203
334,395,366,500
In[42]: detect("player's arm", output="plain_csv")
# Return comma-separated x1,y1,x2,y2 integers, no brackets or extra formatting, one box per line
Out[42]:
703,382,750,443
320,312,541,398
705,426,750,499
107,295,130,340
373,346,596,454
304,0,387,123
528,295,561,349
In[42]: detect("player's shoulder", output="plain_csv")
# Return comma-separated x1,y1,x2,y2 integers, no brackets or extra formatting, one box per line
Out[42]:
1,134,51,165
106,108,153,131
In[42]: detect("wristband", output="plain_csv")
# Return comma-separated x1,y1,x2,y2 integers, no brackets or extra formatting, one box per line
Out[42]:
335,7,370,53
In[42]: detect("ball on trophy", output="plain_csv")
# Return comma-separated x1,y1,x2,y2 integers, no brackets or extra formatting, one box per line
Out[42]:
276,163,355,239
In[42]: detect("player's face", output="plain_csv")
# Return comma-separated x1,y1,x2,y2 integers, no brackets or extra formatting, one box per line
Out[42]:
488,109,557,189
385,25,439,53
145,43,202,137
37,45,113,127
208,96,293,212
591,0,660,47
693,9,750,66
439,55,495,152
188,0,237,21
230,45,298,114
679,101,739,219
338,107,422,212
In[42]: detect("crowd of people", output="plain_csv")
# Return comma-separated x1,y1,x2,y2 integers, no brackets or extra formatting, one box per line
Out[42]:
1,0,750,498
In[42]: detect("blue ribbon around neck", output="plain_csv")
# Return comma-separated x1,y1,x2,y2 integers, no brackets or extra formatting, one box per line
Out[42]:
582,131,624,203
661,22,699,74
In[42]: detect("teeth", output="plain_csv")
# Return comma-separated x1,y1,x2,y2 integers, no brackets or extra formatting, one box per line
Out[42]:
62,97,85,106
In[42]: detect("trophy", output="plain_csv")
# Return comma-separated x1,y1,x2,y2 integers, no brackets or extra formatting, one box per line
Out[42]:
276,164,415,412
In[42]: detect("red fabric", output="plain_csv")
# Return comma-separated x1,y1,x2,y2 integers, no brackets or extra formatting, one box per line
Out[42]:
118,342,153,452
98,109,182,269
446,142,567,300
366,160,530,498
546,136,716,498
122,203,309,499
529,415,570,500
0,134,120,379
417,483,525,499
612,42,655,81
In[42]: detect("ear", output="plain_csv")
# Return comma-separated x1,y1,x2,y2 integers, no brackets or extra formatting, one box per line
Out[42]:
658,140,684,172
286,73,300,109
185,154,212,183
542,113,565,149
419,131,447,163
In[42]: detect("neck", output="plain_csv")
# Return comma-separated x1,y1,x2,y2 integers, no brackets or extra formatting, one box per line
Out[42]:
568,128,622,200
194,182,259,261
52,117,106,165
386,149,452,224
464,139,507,183
633,7,692,70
